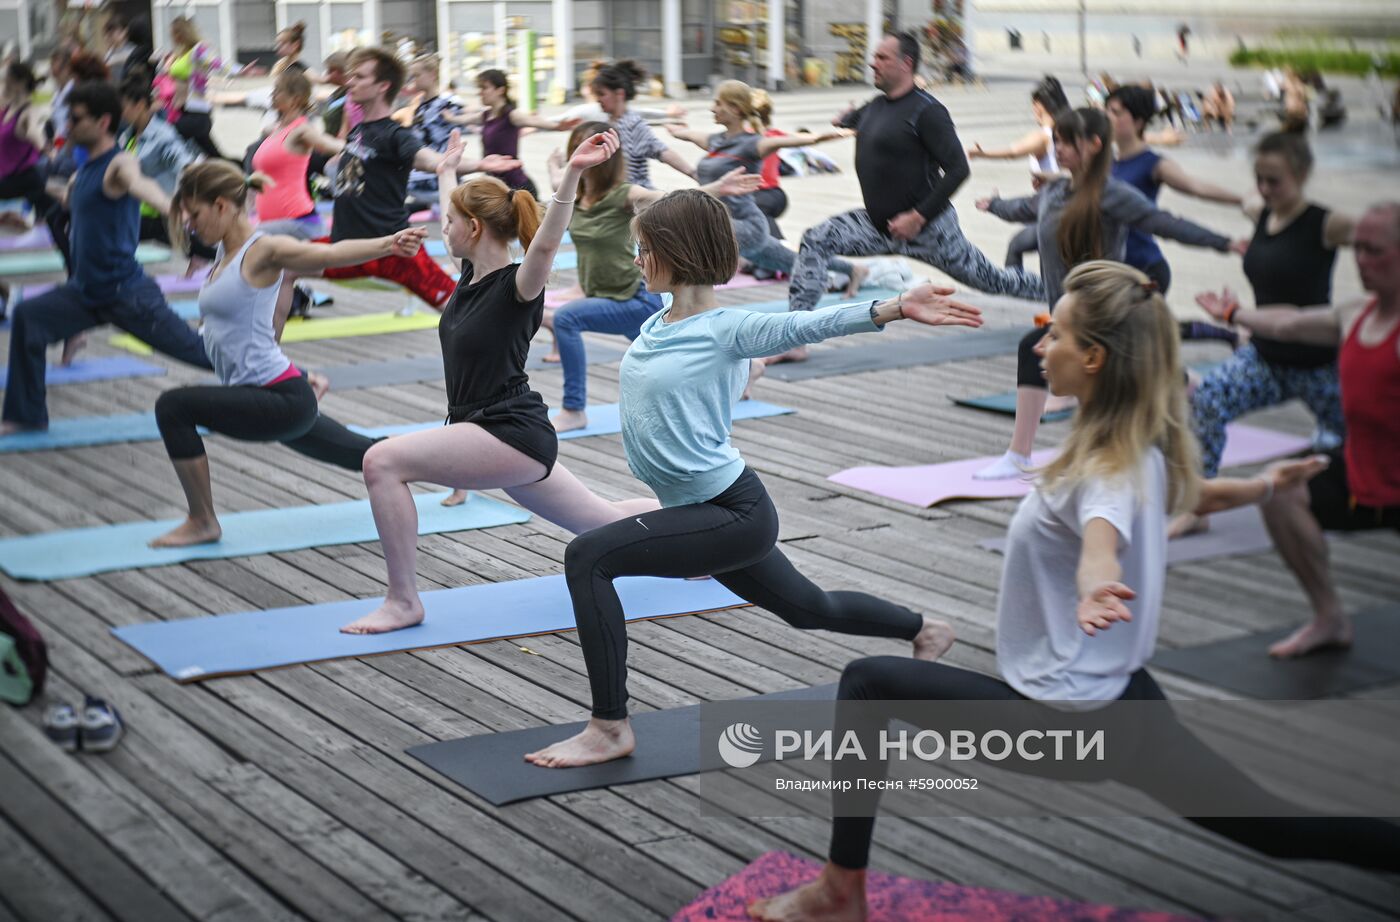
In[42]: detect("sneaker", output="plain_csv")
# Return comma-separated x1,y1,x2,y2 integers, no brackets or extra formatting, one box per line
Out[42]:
43,701,79,753
79,696,124,753
289,283,312,319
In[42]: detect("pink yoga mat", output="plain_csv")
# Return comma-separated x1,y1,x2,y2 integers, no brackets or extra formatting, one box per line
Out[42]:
672,852,1201,922
829,424,1313,508
23,269,208,302
719,272,782,291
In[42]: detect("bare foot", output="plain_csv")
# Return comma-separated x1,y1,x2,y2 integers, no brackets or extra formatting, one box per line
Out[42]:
912,616,956,661
341,596,426,634
440,489,470,507
767,345,809,364
306,371,330,401
748,864,867,922
148,517,222,548
552,409,589,433
742,357,766,400
524,717,635,768
843,263,870,298
1168,512,1209,540
1268,619,1354,658
542,351,562,364
59,333,87,367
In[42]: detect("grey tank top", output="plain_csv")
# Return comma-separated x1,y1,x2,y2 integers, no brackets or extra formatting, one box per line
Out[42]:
199,233,292,386
698,131,765,224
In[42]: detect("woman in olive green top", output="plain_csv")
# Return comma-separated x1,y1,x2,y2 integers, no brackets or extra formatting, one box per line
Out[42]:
545,122,760,432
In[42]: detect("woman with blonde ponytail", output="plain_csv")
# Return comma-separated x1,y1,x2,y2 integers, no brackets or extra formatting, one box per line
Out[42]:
751,263,1389,922
666,80,864,285
974,106,1241,481
343,129,660,635
149,160,431,548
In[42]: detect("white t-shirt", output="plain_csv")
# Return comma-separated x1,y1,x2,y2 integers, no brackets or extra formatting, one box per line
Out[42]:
996,448,1167,703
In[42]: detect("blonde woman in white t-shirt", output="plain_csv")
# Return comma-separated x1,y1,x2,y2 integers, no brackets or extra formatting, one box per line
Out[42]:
750,261,1397,922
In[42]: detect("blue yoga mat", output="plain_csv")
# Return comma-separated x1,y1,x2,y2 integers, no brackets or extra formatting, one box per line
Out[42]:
112,573,746,681
0,412,165,453
0,491,530,580
0,242,170,276
952,392,1074,422
0,356,167,386
352,399,795,441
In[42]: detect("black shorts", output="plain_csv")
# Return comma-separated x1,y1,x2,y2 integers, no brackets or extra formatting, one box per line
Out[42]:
1308,451,1400,532
449,387,558,479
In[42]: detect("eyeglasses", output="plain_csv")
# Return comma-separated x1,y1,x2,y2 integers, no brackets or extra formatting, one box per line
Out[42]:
636,245,650,258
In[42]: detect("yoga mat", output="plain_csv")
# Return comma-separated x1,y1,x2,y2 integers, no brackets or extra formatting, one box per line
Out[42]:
0,491,529,581
409,685,836,805
351,399,795,441
762,328,1029,382
0,225,53,251
20,271,207,302
979,506,1281,565
0,356,166,387
0,243,170,276
1152,606,1400,699
952,392,1074,422
109,309,442,353
673,851,1202,922
718,272,781,291
113,573,749,682
0,412,164,453
321,341,629,390
829,425,1313,508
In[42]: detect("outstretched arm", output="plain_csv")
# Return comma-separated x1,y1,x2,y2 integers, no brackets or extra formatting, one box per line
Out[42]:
966,128,1049,161
665,124,714,150
1111,183,1234,252
509,109,581,131
980,191,1040,225
1196,288,1343,345
625,166,761,210
516,129,621,300
413,144,520,176
754,128,852,159
658,146,697,179
247,227,429,278
1156,158,1243,206
106,152,171,215
1076,519,1134,637
1193,456,1330,515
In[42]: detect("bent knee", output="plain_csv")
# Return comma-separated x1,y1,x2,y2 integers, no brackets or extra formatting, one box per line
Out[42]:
838,655,905,701
361,440,405,485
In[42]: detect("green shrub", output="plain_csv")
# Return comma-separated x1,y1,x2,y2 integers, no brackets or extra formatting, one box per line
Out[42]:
1229,46,1400,76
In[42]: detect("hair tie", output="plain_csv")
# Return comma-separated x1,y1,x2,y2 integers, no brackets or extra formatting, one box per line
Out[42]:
1139,279,1159,296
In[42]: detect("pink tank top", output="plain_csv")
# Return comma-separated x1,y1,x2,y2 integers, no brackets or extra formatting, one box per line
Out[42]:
0,105,40,178
251,117,314,221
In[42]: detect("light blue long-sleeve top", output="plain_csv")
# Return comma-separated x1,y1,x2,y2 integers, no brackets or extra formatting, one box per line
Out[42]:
620,301,881,507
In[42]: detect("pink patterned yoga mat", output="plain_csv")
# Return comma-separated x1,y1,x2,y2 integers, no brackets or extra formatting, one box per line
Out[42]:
672,851,1202,922
828,424,1313,508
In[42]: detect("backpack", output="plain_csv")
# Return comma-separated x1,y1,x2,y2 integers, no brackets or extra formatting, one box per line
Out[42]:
0,588,46,705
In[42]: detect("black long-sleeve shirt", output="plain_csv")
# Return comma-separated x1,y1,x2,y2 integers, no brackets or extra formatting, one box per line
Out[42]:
839,88,969,233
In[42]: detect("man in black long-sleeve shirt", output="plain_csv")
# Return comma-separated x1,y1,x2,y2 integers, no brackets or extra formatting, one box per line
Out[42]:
783,33,1042,339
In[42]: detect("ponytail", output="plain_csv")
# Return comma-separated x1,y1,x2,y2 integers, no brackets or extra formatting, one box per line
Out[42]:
511,188,542,252
1054,107,1113,268
167,161,269,253
450,176,543,250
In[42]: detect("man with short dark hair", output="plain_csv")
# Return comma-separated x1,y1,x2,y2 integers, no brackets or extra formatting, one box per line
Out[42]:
777,32,1041,360
2,82,210,432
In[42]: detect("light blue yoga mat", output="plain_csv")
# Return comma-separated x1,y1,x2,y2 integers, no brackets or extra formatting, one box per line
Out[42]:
0,412,165,453
352,399,796,441
0,356,167,386
952,392,1074,422
111,573,746,681
0,242,170,276
0,491,530,580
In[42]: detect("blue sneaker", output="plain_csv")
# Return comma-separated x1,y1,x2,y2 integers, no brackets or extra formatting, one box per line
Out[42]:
43,701,79,753
79,696,124,753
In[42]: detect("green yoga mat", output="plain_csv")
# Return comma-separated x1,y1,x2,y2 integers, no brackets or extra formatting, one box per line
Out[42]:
952,392,1075,422
110,309,443,353
0,243,171,276
0,491,530,580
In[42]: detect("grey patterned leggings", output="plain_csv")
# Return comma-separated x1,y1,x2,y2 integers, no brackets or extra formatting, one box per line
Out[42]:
788,206,1044,312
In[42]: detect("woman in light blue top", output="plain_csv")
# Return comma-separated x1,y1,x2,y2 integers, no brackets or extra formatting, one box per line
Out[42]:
524,188,985,769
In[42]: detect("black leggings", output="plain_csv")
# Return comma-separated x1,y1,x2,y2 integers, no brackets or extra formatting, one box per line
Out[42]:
752,186,788,240
172,110,223,160
564,468,923,720
828,657,1400,873
155,373,377,470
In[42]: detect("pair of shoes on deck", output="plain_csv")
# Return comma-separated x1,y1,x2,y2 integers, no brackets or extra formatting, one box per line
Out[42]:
43,696,124,753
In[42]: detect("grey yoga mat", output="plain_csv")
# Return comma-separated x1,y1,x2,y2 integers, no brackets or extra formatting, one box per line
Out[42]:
761,328,1027,382
408,684,837,805
321,342,628,390
1151,606,1400,699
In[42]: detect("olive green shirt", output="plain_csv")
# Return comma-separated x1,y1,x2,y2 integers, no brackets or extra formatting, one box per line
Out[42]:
570,182,641,301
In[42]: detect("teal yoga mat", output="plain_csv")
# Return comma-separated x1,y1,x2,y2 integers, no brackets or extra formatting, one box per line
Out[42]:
111,573,747,681
952,392,1074,422
0,356,166,386
352,399,795,441
0,491,530,580
0,242,170,276
0,412,164,453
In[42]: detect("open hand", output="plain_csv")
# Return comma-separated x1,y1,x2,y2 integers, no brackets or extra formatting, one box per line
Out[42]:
1264,454,1330,494
966,142,985,158
1077,582,1136,636
438,129,464,175
477,153,522,175
713,167,763,197
1194,287,1239,322
388,226,429,258
897,284,984,329
568,130,620,171
1229,238,1250,256
816,128,854,142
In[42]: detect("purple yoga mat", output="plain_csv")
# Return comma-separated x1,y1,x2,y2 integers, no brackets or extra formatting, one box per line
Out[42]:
829,424,1313,508
22,270,208,302
672,851,1202,922
979,505,1282,565
0,226,53,251
718,272,781,291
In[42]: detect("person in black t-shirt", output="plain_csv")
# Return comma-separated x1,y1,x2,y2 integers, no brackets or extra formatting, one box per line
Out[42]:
777,32,1043,362
290,47,521,312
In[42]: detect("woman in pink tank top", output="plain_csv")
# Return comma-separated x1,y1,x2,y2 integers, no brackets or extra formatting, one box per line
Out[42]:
251,70,343,239
0,62,57,229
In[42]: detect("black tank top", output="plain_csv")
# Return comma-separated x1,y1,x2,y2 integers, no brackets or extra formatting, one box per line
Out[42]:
1243,204,1337,368
438,262,544,414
